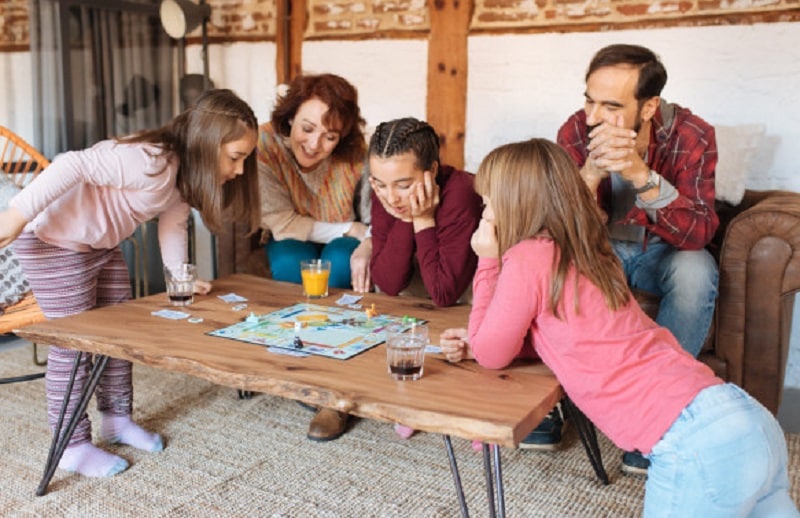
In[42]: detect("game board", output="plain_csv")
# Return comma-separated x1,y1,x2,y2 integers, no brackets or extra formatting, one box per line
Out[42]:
208,303,423,360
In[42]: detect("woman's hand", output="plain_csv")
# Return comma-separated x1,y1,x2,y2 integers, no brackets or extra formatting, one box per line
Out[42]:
0,207,29,248
440,328,473,363
470,218,499,259
345,221,369,241
350,237,372,293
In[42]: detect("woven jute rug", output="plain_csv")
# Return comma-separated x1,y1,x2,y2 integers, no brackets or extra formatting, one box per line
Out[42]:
1,345,798,517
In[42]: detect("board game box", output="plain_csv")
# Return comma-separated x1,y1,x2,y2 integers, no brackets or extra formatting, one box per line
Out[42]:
208,302,423,360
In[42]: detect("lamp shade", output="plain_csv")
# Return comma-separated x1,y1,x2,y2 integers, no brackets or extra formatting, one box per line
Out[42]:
159,0,211,39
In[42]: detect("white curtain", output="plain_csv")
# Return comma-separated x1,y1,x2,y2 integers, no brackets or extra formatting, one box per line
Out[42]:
29,0,177,156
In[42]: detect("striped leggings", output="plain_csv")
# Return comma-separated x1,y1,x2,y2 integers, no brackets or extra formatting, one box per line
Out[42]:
14,232,134,447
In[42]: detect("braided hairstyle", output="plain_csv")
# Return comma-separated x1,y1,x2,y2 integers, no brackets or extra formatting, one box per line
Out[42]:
368,117,440,171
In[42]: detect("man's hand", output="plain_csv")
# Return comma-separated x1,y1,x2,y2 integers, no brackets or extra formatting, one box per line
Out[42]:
350,237,372,293
440,327,473,363
587,115,649,187
0,207,29,248
470,218,499,259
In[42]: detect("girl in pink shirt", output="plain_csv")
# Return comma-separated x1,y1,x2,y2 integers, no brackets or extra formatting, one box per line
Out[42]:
0,89,261,479
441,138,797,516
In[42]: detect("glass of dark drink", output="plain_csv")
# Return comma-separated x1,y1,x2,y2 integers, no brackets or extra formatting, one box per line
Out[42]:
386,322,428,381
164,263,196,306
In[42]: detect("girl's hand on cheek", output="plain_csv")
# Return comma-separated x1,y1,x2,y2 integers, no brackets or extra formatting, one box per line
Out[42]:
470,218,498,259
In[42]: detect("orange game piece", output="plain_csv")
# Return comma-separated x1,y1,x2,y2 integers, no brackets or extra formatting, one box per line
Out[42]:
365,303,377,319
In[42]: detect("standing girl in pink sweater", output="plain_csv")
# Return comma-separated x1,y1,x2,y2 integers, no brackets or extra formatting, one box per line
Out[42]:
0,89,261,479
441,138,798,516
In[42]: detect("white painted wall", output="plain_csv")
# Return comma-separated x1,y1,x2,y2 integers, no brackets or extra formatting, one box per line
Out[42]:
3,22,799,388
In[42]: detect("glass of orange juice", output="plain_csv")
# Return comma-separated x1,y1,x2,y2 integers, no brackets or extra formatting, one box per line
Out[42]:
300,259,331,299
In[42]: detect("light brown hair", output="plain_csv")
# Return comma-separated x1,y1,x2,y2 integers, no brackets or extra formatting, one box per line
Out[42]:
474,138,630,316
120,88,260,234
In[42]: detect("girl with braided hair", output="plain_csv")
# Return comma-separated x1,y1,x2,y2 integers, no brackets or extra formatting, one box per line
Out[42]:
368,117,482,308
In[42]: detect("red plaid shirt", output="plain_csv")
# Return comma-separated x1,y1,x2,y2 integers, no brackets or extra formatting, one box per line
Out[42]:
557,103,719,250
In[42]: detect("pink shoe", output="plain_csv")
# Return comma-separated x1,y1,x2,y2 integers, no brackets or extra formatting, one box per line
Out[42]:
394,424,415,439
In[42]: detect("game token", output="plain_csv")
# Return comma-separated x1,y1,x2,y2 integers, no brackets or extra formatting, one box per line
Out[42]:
365,303,377,319
245,312,259,323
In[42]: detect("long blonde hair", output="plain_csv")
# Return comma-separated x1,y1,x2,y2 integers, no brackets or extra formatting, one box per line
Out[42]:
474,138,630,316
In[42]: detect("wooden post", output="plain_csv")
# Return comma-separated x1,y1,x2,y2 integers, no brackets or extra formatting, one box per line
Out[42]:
276,0,305,84
289,0,306,80
427,0,470,169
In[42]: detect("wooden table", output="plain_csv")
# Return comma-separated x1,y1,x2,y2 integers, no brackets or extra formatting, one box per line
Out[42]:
16,274,605,515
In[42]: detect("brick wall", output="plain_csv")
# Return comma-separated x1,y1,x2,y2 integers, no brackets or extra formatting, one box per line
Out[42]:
306,0,429,38
1,0,797,51
0,0,278,52
471,0,800,31
0,0,29,52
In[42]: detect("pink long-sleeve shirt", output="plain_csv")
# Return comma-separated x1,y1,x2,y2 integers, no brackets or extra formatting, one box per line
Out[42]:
9,140,190,269
468,237,721,454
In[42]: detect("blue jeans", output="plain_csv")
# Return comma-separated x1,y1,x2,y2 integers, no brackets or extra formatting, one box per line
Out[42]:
612,238,718,357
644,383,798,517
266,237,360,289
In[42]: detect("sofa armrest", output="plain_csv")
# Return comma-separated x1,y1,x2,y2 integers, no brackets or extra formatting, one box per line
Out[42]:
715,189,800,413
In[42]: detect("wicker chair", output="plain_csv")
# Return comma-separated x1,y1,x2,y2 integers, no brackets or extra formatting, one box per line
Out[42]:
0,126,49,382
1,126,149,383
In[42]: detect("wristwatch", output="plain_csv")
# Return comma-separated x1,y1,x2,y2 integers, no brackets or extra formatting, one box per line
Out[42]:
634,170,660,194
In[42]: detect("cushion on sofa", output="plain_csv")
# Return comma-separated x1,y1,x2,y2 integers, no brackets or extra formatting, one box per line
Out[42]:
713,124,765,206
0,176,30,310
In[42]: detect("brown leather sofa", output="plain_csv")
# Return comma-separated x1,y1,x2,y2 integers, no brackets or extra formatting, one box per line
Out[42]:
635,189,800,414
218,189,800,415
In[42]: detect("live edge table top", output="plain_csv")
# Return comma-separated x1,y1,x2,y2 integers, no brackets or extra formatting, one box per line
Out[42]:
15,274,561,448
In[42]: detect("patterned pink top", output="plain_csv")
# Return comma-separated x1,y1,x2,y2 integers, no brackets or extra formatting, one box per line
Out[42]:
256,122,364,241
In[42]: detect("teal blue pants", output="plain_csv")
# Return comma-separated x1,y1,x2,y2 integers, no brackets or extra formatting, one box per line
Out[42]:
265,237,360,289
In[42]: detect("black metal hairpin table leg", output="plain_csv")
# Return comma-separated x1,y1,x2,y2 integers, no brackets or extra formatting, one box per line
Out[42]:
492,444,506,518
0,372,45,384
561,396,609,485
36,352,109,496
444,435,470,518
482,444,496,518
483,443,508,518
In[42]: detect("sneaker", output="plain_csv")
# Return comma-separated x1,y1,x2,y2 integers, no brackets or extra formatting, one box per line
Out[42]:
519,406,564,451
621,450,650,476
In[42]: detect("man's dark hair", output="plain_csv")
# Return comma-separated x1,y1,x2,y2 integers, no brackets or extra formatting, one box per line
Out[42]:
586,44,667,100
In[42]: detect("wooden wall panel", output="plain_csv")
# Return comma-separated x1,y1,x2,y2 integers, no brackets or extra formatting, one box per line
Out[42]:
427,1,470,169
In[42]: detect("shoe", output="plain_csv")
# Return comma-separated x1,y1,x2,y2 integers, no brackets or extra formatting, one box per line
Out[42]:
519,406,564,451
621,450,650,476
307,408,348,442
